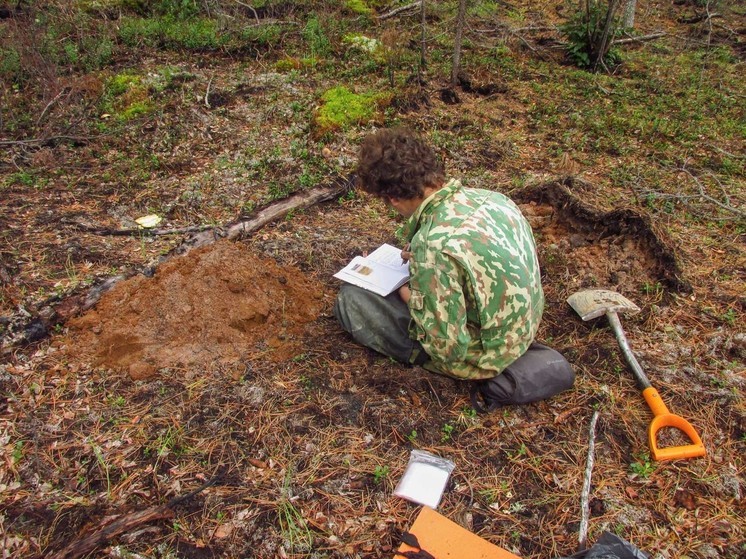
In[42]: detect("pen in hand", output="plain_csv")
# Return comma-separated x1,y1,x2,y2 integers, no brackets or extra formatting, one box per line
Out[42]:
401,243,411,265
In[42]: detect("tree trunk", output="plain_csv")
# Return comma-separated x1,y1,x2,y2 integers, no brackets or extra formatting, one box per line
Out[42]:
622,0,636,29
451,0,468,86
420,0,427,70
591,0,620,72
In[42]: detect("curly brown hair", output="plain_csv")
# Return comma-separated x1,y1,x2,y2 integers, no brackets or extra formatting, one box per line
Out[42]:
356,127,445,200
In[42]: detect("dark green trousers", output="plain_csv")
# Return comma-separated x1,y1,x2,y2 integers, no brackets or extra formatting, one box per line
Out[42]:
333,284,428,365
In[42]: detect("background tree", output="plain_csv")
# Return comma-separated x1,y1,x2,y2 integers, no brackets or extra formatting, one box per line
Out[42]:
622,0,636,29
420,0,427,71
451,0,468,85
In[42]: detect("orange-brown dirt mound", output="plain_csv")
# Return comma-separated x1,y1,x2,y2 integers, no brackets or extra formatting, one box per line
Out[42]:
65,240,324,379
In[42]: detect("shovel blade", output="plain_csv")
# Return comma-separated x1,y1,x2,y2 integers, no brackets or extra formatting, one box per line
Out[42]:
567,289,641,321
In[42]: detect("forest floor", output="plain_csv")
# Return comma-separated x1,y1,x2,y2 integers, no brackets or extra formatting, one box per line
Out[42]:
1,1,744,558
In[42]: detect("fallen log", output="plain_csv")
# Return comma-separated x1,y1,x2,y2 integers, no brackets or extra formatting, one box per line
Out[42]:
46,475,220,559
176,175,353,253
59,175,354,244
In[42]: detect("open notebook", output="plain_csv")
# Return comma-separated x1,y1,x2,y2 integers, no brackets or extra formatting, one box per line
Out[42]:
334,243,410,297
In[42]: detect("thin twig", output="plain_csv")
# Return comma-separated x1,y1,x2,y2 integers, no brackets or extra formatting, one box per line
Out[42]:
678,165,746,218
235,0,260,24
246,18,298,27
0,135,97,146
378,1,421,20
578,409,600,551
205,75,214,109
424,378,442,407
678,12,721,25
35,87,69,128
705,143,746,160
612,32,666,45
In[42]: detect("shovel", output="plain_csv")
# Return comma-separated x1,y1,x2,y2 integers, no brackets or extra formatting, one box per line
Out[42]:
567,289,706,461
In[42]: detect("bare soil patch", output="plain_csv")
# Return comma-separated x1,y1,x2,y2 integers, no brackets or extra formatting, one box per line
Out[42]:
65,240,324,380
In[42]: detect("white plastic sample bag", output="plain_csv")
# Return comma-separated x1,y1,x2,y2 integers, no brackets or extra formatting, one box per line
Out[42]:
393,450,455,509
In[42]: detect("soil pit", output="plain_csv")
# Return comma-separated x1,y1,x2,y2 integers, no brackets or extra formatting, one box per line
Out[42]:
65,240,324,379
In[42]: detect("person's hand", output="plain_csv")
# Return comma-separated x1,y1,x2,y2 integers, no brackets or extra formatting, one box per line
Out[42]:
398,284,411,303
400,243,411,264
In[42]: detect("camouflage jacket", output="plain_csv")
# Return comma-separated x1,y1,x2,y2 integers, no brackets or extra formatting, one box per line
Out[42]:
401,179,544,380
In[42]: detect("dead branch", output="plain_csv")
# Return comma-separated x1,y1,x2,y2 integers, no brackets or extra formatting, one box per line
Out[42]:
35,87,70,128
678,165,746,219
515,32,547,59
678,12,721,24
179,176,353,252
205,75,214,109
631,164,745,222
1,177,354,351
60,178,352,239
0,135,96,147
59,220,214,237
231,2,299,26
612,32,666,45
578,410,600,551
46,475,220,559
246,18,298,27
378,1,421,20
706,143,746,160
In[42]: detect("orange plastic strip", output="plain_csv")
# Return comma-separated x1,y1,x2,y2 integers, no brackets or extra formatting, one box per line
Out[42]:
395,506,521,559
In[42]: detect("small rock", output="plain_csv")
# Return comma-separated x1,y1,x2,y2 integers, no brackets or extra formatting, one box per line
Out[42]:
23,319,48,343
569,234,588,248
129,362,156,380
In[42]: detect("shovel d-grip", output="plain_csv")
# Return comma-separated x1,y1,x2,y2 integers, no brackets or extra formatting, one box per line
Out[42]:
642,386,706,461
568,289,706,462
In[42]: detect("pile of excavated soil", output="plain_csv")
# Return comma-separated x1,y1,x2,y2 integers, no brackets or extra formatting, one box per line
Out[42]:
65,240,325,379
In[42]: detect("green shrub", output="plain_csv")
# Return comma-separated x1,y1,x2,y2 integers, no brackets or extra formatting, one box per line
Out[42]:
302,15,332,59
155,0,201,19
0,46,21,84
118,16,225,50
113,0,200,18
60,36,113,72
239,24,283,47
560,1,621,71
118,17,164,47
83,37,114,71
167,18,223,50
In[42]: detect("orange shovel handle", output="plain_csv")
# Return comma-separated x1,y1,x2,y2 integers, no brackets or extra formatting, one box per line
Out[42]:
642,387,706,461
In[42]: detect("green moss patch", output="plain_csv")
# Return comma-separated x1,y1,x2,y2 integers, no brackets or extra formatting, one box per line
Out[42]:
102,72,155,121
313,86,389,135
344,0,372,15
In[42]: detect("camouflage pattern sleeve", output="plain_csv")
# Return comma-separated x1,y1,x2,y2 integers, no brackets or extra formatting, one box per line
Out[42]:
406,252,473,364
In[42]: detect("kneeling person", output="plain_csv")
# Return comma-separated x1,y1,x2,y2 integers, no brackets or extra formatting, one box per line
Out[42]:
334,127,566,407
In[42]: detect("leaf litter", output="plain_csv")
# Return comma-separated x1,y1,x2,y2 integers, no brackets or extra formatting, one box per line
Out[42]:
4,181,740,558
1,5,744,557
